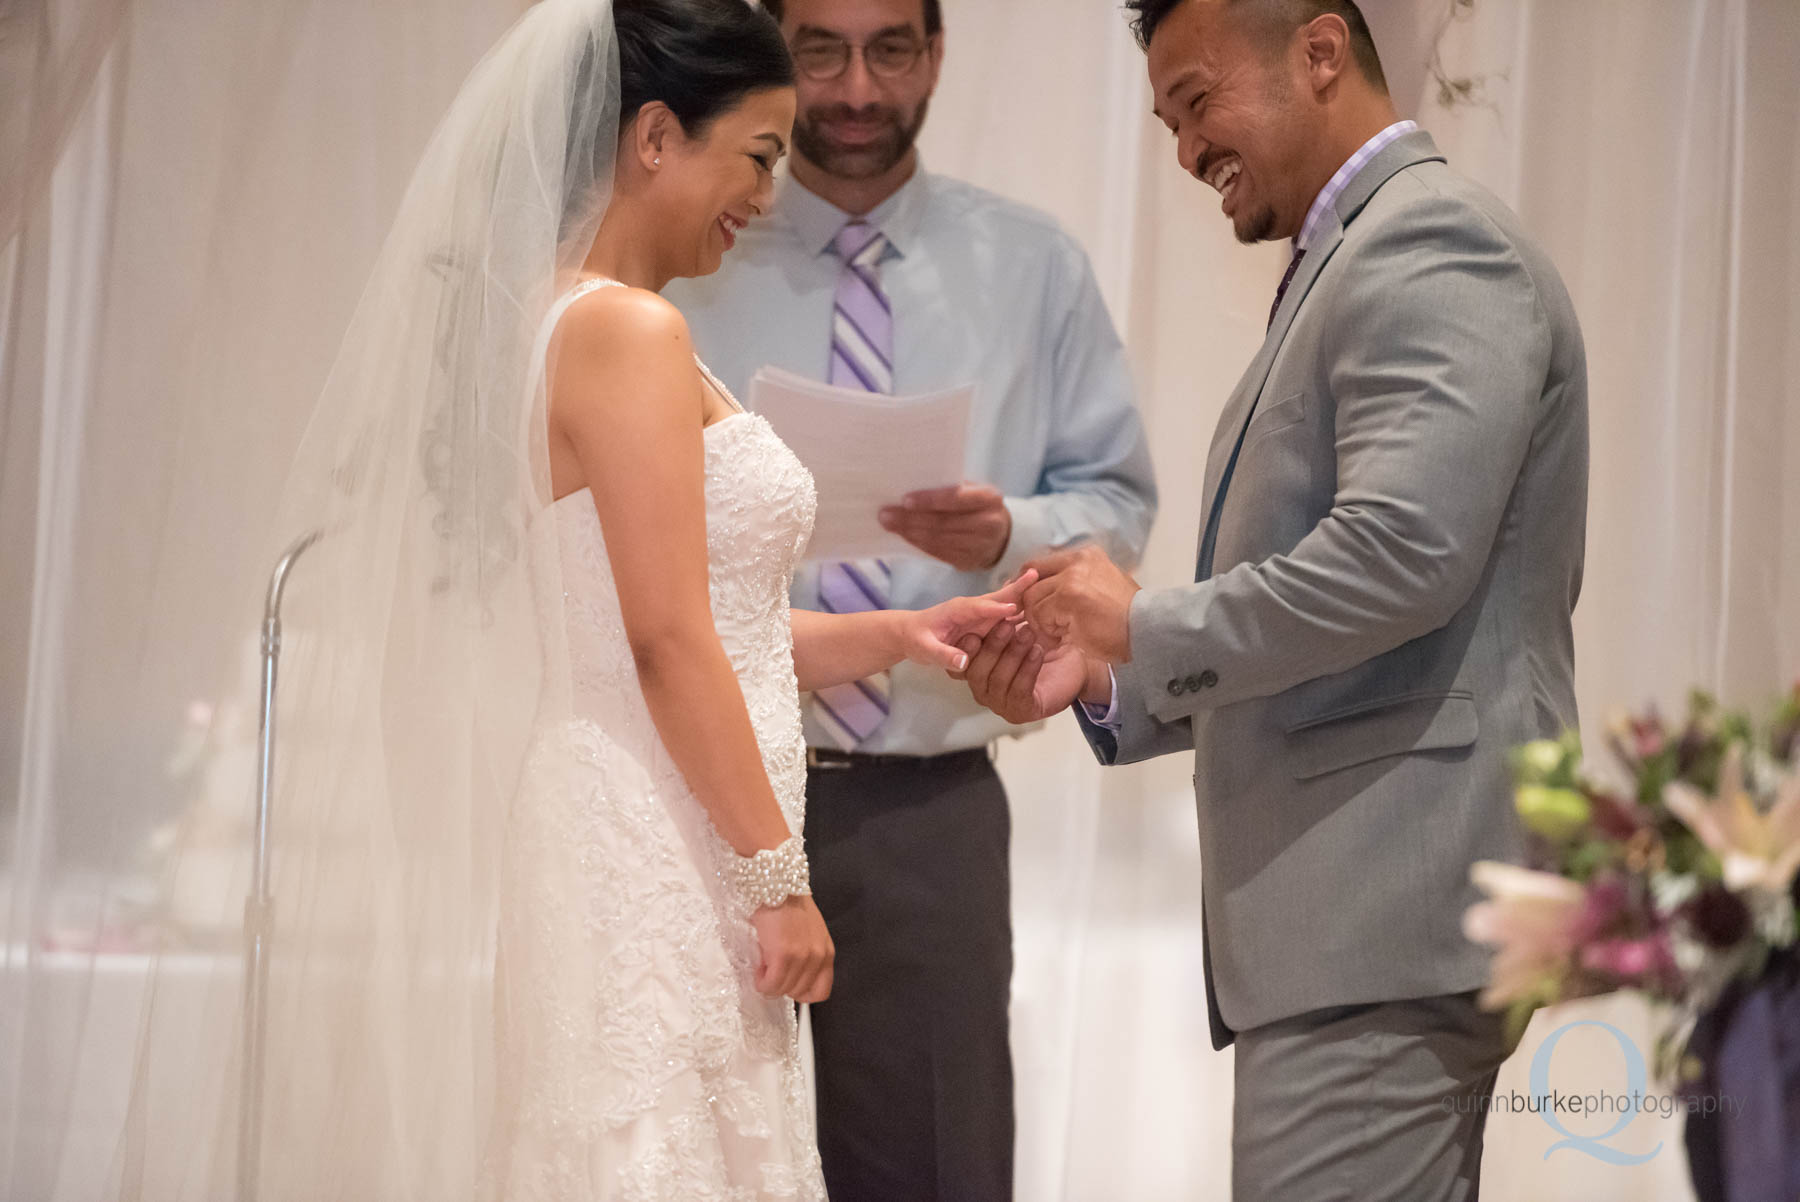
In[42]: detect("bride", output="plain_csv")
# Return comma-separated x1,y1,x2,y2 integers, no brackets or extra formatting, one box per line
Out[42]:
491,0,1033,1195
120,0,1024,1198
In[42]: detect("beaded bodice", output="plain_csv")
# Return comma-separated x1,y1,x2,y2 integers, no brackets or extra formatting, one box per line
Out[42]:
530,405,817,833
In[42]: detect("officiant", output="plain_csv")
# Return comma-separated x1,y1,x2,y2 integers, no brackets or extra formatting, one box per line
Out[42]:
663,0,1155,1196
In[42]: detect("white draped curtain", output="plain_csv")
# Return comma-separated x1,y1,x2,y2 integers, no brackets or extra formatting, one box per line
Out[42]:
4,1,1795,1198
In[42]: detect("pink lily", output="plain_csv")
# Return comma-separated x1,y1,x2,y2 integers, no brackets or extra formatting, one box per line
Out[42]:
1463,861,1587,1009
1664,746,1800,896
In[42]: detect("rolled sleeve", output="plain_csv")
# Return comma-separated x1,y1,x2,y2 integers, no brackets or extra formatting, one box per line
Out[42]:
988,241,1156,587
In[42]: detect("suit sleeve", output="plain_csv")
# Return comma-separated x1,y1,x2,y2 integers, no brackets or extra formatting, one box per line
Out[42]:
1073,663,1194,766
1123,196,1552,725
989,239,1158,584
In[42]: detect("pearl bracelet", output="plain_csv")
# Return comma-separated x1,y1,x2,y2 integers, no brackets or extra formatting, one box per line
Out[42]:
732,834,812,911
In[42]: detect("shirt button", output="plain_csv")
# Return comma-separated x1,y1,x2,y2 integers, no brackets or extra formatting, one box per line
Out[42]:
1199,669,1219,688
1167,678,1185,696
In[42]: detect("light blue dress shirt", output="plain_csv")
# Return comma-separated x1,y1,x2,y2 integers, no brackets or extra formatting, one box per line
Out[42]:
665,165,1156,754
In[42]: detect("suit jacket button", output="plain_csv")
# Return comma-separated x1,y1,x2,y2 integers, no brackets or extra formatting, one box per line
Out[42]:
1167,678,1185,696
1184,674,1204,692
1198,669,1219,688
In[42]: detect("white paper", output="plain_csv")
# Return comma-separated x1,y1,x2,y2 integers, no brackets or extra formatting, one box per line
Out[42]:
747,366,972,561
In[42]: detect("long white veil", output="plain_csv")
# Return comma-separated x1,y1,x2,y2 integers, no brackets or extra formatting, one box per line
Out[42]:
116,1,619,1195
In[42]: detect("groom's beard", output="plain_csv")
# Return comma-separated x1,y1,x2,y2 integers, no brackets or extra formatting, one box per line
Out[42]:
1237,204,1277,245
793,98,930,181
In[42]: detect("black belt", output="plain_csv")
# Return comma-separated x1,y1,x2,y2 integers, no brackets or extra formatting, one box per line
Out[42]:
805,746,991,771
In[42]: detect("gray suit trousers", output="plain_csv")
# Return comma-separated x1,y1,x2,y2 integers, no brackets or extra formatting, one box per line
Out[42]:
1231,990,1518,1201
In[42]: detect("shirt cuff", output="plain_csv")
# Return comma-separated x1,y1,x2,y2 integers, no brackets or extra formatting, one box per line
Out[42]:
1079,666,1122,731
987,495,1056,587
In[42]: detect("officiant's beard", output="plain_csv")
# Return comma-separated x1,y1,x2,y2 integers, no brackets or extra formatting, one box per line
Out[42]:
793,98,930,181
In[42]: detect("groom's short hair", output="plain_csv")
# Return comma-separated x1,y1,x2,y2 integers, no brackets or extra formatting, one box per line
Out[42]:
1125,0,1388,94
760,0,944,38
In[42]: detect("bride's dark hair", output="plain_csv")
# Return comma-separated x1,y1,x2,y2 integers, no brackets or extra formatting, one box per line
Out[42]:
615,0,794,133
556,0,792,232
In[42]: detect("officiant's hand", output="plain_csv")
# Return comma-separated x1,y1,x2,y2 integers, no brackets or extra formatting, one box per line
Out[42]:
879,484,1013,572
1020,544,1139,663
950,621,1108,725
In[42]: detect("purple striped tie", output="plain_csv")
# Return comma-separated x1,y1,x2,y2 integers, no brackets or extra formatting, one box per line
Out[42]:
812,220,894,750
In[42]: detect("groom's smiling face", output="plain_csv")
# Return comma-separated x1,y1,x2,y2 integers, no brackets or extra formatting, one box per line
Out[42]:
1148,0,1311,245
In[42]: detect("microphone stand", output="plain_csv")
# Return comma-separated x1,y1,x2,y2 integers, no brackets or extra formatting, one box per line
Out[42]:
237,529,319,1202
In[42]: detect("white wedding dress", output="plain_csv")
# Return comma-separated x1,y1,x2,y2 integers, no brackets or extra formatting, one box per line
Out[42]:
483,278,826,1200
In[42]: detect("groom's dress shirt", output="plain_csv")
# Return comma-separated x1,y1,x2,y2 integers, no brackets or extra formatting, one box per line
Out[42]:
668,165,1156,755
1084,120,1419,732
1295,120,1418,251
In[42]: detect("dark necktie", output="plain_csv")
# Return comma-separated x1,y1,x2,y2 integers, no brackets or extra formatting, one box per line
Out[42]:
1269,247,1306,330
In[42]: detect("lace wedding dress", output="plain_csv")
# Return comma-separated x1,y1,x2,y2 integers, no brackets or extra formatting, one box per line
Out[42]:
483,278,826,1200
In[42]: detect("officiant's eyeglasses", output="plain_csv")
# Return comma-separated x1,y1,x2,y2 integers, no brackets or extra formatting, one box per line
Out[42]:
789,33,928,81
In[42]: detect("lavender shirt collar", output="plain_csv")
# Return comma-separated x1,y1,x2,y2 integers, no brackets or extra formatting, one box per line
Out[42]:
1294,120,1419,253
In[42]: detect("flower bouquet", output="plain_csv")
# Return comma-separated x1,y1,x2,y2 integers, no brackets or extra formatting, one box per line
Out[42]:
1463,685,1800,1200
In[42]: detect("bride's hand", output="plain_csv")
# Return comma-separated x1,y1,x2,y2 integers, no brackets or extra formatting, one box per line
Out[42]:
898,570,1038,673
750,894,835,1004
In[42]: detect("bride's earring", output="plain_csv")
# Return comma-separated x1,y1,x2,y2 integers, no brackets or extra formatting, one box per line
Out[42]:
653,157,661,167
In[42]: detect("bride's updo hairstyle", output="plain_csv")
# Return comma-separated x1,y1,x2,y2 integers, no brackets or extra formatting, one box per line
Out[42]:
615,0,794,133
560,0,791,241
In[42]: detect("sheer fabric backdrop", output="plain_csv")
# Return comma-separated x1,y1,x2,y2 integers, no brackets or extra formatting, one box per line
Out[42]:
4,0,1795,1199
2,4,528,1197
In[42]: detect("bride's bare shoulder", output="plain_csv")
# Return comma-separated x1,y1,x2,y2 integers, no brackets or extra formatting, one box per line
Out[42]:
555,281,693,367
546,283,705,436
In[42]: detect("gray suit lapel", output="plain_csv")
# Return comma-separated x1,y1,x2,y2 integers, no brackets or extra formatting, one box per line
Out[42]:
1194,130,1449,578
1199,239,1335,504
1193,232,1340,578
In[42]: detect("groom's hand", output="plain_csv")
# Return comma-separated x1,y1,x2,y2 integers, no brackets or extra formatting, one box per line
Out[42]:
1020,544,1139,663
950,620,1098,725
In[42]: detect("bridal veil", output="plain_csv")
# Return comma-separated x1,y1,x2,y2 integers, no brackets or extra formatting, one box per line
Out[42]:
106,1,622,1194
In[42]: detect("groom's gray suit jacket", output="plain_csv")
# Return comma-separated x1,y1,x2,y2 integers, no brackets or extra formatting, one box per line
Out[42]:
1079,130,1587,1050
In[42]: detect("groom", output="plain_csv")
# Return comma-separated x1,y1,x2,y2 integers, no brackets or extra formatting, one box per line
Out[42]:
957,0,1587,1197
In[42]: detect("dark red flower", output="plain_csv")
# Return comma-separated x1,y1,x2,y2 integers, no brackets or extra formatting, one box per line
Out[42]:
1588,789,1651,841
1681,885,1752,950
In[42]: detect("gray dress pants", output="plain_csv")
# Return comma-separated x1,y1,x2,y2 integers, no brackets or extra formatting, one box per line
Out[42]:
1231,990,1518,1201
